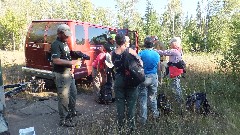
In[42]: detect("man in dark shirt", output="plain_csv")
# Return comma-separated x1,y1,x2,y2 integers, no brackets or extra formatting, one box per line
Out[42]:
51,24,80,127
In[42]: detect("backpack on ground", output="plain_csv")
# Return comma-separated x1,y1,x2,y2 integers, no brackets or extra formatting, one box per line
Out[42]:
186,92,210,115
157,93,172,115
124,48,145,87
98,83,113,105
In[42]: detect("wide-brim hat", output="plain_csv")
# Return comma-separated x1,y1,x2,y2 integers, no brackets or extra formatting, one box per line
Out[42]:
105,53,114,68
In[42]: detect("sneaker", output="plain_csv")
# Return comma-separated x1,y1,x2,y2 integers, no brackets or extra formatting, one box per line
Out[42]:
59,119,77,127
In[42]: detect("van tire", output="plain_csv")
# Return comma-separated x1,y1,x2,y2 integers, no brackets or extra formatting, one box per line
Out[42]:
44,79,56,92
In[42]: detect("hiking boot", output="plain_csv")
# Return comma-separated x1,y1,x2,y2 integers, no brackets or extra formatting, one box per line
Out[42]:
66,111,81,119
59,119,77,127
70,111,81,117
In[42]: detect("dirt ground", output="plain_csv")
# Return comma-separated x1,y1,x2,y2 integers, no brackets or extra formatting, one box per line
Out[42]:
5,91,116,135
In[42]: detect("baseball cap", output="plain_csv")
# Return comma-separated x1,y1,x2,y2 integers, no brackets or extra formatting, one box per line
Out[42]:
57,24,72,37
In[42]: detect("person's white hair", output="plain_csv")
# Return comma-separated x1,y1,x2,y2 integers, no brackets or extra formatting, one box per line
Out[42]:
169,37,181,47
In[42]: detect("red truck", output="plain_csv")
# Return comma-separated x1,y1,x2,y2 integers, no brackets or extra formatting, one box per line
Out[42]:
22,19,139,89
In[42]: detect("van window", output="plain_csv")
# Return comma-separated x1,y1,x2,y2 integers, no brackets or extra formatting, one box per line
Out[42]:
88,27,109,45
75,25,85,45
28,22,47,43
47,22,64,43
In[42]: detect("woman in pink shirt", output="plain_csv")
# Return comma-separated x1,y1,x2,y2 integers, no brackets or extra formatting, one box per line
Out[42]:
155,37,184,114
92,46,107,101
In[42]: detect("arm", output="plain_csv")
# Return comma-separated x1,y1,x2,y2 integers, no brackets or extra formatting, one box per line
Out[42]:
128,47,138,56
52,58,78,66
156,49,179,56
51,43,80,67
158,61,161,72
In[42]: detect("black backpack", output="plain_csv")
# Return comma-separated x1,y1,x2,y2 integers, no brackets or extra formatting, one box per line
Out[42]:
124,48,145,87
157,93,172,115
186,92,210,115
98,83,113,105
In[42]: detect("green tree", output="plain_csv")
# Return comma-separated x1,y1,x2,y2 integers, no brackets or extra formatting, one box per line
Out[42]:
0,0,31,50
218,1,240,75
182,16,200,52
206,0,239,52
92,7,113,26
161,0,183,44
144,0,162,39
114,0,144,46
115,0,139,28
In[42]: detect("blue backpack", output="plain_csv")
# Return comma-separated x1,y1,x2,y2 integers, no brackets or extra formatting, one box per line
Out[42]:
186,92,210,115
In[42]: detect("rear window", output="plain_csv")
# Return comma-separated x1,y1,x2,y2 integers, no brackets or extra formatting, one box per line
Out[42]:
46,22,66,43
28,22,47,43
28,22,68,44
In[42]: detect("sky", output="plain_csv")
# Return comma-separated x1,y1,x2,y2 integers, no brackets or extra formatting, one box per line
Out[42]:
90,0,199,17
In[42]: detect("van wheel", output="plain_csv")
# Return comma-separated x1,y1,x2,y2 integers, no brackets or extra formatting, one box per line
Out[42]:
44,79,56,92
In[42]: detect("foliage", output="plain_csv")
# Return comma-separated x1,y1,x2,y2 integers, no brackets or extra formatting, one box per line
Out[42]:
160,0,183,45
0,9,26,50
143,0,162,43
218,12,240,76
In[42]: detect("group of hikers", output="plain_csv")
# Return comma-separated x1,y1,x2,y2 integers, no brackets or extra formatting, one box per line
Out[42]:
91,32,185,133
50,24,185,133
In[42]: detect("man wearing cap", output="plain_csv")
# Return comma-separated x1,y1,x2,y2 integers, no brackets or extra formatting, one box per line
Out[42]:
51,24,80,127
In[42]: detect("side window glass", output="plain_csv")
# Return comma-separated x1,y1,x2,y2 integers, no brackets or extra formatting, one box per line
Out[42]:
47,22,65,44
28,22,47,43
75,25,85,45
88,27,109,45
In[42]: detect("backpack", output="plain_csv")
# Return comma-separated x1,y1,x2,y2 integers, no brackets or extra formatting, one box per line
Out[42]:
157,93,172,115
98,83,113,105
124,48,145,87
186,92,210,115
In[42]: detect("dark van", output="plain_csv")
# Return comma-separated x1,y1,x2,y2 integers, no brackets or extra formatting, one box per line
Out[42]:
22,19,139,87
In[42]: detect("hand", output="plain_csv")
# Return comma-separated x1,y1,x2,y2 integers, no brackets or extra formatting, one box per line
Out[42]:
72,59,82,68
128,48,137,56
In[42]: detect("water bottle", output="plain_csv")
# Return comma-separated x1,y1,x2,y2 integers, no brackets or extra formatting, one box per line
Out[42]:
75,58,81,69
